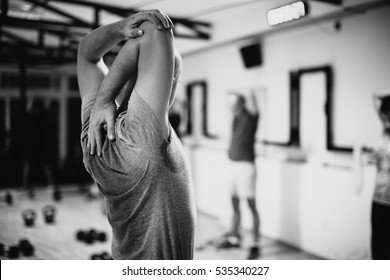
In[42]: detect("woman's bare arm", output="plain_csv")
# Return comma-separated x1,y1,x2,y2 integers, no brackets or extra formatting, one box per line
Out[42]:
78,10,174,156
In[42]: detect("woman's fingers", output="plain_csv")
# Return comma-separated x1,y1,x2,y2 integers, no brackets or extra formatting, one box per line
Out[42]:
159,10,174,28
106,113,115,141
124,10,173,39
151,9,171,29
90,129,96,156
95,127,103,157
135,11,163,29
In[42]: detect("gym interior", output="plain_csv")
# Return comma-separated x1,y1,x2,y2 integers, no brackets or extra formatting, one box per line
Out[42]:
1,0,390,260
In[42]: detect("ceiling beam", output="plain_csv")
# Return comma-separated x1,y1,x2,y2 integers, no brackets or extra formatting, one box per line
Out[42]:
310,0,343,5
173,19,211,40
24,0,93,27
1,29,37,47
0,0,211,48
47,0,139,15
0,42,77,65
47,0,212,38
0,0,211,66
0,15,90,31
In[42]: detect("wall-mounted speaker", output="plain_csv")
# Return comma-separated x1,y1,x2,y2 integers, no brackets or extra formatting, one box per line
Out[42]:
240,43,262,68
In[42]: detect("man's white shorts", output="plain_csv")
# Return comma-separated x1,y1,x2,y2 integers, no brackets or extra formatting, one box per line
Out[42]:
228,160,257,198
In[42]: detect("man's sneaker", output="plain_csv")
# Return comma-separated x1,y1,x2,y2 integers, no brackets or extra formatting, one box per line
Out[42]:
247,246,260,259
216,236,241,249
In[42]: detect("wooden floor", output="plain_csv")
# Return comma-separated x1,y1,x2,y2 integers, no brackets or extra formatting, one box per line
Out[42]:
0,186,322,260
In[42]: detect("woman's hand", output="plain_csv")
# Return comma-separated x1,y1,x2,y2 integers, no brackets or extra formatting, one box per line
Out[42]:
120,9,174,39
87,98,116,157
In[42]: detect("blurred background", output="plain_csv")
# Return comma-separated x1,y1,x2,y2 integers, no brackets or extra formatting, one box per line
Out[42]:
0,0,390,260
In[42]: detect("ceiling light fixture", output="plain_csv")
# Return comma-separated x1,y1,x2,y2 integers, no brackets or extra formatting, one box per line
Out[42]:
267,1,309,26
0,0,43,20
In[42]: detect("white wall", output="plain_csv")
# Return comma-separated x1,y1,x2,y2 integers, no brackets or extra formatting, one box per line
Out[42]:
179,7,390,259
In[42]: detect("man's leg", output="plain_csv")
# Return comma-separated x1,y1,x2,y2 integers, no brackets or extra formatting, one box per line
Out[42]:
231,195,241,238
230,160,241,242
43,162,55,187
216,195,241,249
43,162,61,201
247,198,260,244
22,160,34,199
217,161,241,248
247,197,260,259
241,162,260,259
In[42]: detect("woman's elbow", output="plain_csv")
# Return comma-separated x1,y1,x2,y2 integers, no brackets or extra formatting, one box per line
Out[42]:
138,21,173,44
77,37,100,63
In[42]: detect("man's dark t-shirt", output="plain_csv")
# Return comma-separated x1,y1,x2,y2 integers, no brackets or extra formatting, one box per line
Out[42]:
228,109,259,162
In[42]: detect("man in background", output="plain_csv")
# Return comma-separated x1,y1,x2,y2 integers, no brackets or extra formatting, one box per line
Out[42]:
218,90,260,260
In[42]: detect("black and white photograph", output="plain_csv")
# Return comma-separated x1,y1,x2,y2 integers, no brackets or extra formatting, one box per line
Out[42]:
0,0,390,267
